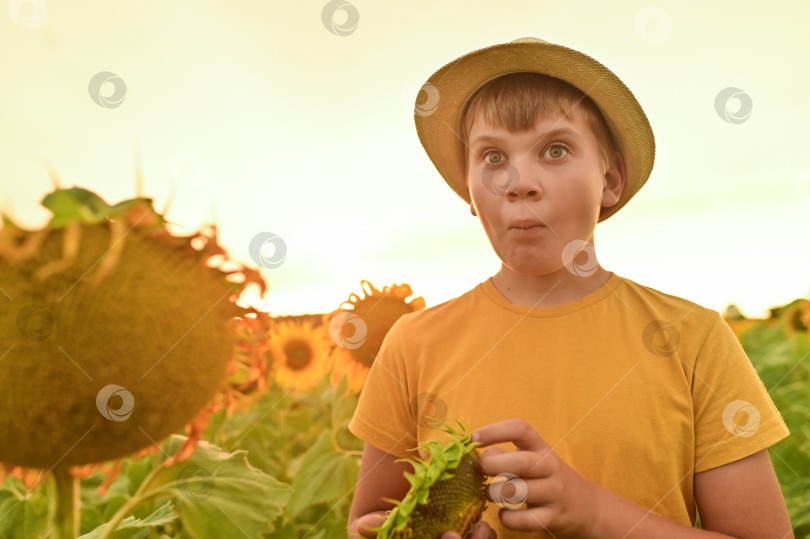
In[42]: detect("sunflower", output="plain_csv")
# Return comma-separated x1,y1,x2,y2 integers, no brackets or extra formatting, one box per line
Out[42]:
326,281,425,394
0,189,254,469
268,319,332,392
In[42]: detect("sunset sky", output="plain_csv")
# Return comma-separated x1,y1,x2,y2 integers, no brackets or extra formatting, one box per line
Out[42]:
1,1,808,318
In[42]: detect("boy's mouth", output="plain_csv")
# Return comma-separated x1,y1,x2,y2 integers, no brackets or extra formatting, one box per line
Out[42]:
508,218,546,235
509,218,545,230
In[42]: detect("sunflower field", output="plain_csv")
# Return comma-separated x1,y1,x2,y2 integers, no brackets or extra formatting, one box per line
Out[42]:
0,187,808,538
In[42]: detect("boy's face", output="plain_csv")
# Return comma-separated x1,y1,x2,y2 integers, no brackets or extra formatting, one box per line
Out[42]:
465,107,624,277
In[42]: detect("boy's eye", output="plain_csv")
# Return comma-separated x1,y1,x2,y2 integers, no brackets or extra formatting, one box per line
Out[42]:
482,150,504,165
546,144,568,159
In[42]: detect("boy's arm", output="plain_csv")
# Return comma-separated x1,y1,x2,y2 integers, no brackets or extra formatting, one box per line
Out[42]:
588,448,794,538
693,448,794,538
347,442,413,538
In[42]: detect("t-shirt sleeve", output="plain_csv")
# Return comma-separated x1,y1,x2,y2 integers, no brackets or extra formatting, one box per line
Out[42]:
691,312,790,473
348,316,418,460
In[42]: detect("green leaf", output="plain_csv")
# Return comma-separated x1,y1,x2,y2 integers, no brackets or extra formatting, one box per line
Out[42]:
78,500,175,539
0,476,25,494
202,407,229,443
264,518,302,539
330,376,363,453
331,376,359,431
227,420,288,479
78,504,105,537
125,454,158,496
285,429,359,521
0,490,49,539
146,435,292,538
100,496,129,523
303,529,327,539
334,425,364,452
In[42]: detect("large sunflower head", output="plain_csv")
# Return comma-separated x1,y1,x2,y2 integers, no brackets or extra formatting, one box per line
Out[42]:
326,281,425,394
0,186,260,469
267,318,332,392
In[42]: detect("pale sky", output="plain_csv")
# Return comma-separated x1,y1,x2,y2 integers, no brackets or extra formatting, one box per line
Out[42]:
1,1,808,318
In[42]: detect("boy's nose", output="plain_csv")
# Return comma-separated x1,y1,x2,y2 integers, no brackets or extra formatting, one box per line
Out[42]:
505,158,543,200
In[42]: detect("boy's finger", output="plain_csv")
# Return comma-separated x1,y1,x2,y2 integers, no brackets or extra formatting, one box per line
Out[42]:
472,418,547,451
474,446,507,473
478,450,552,479
473,520,497,538
351,512,388,538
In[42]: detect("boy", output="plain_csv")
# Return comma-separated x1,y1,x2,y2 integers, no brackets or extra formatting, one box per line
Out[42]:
347,37,793,538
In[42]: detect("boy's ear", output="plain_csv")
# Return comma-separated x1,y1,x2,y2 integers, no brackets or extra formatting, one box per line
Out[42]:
601,150,627,209
470,204,477,217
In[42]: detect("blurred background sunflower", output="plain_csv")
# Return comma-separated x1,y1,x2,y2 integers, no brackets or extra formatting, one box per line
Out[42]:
326,281,424,394
267,319,332,392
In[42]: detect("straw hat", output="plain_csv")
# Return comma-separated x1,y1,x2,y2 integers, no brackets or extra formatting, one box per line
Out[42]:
413,37,655,222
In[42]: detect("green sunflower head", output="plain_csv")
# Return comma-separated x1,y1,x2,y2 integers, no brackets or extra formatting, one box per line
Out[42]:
373,420,488,539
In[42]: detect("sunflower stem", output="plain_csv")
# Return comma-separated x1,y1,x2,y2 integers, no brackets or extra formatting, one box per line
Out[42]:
50,465,79,539
97,458,167,539
97,446,192,539
97,491,148,539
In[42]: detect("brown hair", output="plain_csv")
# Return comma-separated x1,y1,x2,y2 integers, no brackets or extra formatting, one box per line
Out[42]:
459,72,618,174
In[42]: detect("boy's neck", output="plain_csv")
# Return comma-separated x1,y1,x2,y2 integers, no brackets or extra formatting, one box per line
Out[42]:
491,265,613,309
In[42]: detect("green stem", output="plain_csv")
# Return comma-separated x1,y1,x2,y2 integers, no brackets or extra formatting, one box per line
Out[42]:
98,440,202,539
97,456,176,539
97,490,149,539
50,466,79,539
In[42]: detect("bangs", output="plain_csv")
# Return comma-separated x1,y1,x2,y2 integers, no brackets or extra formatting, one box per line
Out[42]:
460,72,617,174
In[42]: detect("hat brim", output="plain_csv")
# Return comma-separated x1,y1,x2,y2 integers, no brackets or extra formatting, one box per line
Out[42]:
413,38,655,222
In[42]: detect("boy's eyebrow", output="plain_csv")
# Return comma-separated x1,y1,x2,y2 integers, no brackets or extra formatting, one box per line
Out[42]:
469,126,581,146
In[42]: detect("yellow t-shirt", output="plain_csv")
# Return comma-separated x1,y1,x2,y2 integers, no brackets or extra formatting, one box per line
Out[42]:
348,272,790,538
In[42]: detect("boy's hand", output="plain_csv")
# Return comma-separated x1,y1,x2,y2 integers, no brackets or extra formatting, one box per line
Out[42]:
348,511,387,538
473,418,599,537
349,511,496,539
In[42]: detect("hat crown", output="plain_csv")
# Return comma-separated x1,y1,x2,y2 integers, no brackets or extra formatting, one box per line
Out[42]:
509,36,549,44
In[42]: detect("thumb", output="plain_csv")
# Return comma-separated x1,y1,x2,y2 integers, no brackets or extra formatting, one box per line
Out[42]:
350,511,388,538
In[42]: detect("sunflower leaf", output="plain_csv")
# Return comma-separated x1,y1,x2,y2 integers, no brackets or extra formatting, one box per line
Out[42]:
330,375,355,429
0,485,49,539
140,435,292,538
284,429,359,521
331,375,363,452
77,500,175,539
